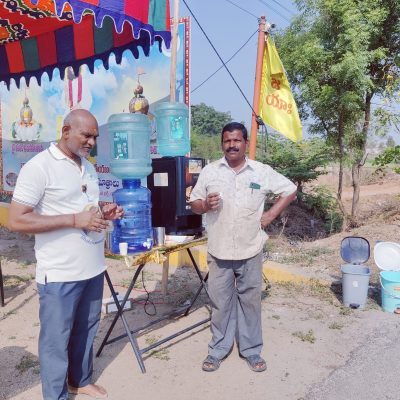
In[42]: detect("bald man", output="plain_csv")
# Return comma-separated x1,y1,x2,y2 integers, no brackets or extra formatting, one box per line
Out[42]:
8,109,123,400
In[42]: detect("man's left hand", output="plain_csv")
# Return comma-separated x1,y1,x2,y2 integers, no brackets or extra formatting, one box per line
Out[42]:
101,203,124,220
260,212,274,230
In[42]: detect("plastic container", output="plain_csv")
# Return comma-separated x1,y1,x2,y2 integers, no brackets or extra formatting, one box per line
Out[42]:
153,102,190,156
111,179,153,254
340,236,371,309
374,242,400,313
108,113,152,179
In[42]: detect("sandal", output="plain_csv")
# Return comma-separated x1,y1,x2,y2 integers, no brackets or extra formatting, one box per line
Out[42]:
244,355,267,372
202,355,221,372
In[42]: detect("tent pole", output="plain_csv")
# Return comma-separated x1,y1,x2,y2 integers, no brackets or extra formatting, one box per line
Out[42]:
170,0,180,102
248,16,266,160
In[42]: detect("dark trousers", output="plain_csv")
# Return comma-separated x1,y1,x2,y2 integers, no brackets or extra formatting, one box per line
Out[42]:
37,272,104,400
207,252,263,359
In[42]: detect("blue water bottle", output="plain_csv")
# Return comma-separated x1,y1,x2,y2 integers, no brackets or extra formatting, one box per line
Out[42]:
108,113,153,254
108,113,152,179
153,102,190,156
111,179,153,254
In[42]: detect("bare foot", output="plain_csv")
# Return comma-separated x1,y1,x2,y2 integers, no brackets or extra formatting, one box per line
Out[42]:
68,384,108,399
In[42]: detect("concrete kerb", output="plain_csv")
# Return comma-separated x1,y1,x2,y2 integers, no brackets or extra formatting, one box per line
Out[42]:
168,245,331,288
263,260,331,287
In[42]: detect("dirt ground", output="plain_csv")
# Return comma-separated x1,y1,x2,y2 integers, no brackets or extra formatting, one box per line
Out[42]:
0,173,399,400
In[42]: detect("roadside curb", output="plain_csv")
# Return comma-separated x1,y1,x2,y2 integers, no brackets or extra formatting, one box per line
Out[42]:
263,260,331,287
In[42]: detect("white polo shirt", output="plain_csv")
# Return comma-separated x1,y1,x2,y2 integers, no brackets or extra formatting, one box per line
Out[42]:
12,143,106,284
190,157,297,260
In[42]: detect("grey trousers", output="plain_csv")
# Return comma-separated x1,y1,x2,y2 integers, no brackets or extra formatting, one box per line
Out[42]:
37,272,104,400
207,252,263,359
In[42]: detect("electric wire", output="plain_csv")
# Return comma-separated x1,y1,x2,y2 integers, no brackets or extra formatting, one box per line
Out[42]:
191,29,258,94
182,0,260,118
223,0,259,19
256,0,292,23
141,270,157,316
269,0,296,16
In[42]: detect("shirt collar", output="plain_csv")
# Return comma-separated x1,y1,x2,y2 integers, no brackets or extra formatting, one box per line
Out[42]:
48,142,67,160
218,156,255,171
48,143,84,170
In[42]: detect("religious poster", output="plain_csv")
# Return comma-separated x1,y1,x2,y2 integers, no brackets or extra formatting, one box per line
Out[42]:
0,18,190,202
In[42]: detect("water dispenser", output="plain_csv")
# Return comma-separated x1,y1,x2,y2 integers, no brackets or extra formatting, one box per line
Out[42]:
111,179,153,254
108,113,153,254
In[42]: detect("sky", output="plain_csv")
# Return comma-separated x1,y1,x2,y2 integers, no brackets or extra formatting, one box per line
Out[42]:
178,0,297,128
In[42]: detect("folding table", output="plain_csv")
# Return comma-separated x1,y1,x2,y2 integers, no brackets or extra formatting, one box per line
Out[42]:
0,259,4,307
96,237,210,373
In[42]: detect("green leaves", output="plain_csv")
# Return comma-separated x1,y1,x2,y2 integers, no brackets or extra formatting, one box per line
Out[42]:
257,134,333,189
190,103,233,161
190,103,232,137
373,145,400,173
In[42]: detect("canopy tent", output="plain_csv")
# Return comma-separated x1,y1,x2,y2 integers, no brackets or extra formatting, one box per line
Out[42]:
0,0,171,88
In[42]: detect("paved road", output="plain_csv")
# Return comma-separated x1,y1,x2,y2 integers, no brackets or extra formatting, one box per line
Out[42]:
306,317,400,400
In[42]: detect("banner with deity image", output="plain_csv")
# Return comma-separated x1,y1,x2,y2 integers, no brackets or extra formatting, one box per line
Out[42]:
0,18,190,202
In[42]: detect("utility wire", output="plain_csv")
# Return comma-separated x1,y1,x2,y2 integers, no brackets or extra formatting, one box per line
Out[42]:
256,0,292,23
223,0,259,19
182,0,260,118
191,29,258,94
269,0,296,16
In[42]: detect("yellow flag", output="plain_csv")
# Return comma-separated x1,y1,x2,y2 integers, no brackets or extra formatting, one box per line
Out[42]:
260,36,302,142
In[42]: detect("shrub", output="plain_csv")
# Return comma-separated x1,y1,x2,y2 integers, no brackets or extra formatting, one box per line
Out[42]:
299,186,343,233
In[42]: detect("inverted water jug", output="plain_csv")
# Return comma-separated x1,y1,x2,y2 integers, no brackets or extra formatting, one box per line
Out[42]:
108,113,152,179
153,102,190,156
111,179,153,254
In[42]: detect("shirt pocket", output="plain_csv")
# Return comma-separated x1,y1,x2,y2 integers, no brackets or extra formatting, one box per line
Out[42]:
244,187,265,212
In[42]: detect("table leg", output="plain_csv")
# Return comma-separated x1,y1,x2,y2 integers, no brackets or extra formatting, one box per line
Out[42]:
161,255,170,296
97,268,147,373
183,248,210,316
0,259,4,307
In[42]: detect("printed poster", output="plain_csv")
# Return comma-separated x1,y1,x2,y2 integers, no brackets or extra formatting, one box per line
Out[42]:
0,18,190,202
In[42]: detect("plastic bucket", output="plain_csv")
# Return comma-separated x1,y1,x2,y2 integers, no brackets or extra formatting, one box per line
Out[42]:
380,271,400,313
341,264,371,309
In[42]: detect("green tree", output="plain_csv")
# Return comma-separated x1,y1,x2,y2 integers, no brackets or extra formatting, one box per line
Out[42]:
190,130,223,161
258,134,333,192
277,0,400,225
373,145,400,173
191,103,232,136
190,103,233,161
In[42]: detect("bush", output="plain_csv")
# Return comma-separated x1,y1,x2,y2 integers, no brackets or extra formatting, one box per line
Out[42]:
299,187,343,233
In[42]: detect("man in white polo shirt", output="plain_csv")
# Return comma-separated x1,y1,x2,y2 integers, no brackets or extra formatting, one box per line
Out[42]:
190,122,297,373
8,109,123,400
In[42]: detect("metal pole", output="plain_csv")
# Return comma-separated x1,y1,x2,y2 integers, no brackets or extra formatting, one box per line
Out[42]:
170,0,180,102
248,16,267,160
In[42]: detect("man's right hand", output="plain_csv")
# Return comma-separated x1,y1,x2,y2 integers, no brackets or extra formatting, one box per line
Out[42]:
206,192,221,211
74,207,109,232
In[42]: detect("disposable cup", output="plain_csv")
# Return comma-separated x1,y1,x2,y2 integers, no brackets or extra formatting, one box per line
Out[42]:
119,242,128,256
153,227,166,246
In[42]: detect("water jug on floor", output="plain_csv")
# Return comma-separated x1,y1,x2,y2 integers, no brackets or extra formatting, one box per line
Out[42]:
111,179,153,254
153,102,190,156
